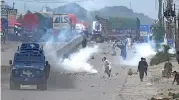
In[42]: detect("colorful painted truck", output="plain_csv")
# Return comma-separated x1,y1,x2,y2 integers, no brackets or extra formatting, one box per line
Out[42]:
22,13,52,33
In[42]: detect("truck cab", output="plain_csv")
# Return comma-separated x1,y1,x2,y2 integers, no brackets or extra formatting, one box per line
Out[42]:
9,43,50,90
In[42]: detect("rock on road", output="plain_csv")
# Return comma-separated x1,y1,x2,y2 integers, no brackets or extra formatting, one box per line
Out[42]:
1,42,129,100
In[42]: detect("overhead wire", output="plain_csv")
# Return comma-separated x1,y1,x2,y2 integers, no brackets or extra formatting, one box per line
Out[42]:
15,0,93,3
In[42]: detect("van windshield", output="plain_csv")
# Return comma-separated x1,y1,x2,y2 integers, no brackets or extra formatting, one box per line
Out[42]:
14,53,44,63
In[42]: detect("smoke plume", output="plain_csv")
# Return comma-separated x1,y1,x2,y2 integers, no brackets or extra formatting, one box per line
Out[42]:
60,45,99,73
43,31,98,74
120,43,156,66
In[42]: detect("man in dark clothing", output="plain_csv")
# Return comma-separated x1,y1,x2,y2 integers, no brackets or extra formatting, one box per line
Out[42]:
83,29,89,38
143,58,148,76
82,37,87,48
138,57,145,81
172,71,179,85
176,51,179,64
163,60,173,78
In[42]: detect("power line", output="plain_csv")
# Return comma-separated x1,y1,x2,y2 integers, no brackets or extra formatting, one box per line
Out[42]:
15,0,93,3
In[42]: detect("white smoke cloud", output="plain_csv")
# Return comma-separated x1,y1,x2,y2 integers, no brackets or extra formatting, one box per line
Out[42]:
120,43,156,66
60,45,99,73
43,32,98,74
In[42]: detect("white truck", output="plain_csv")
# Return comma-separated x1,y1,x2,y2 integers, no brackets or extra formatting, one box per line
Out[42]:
52,14,76,42
91,21,103,43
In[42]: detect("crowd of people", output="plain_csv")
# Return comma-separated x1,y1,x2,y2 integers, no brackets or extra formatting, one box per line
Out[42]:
101,34,179,85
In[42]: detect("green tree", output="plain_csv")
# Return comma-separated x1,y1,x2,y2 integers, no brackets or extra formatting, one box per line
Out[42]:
26,10,32,14
163,44,170,54
17,14,23,22
158,0,163,26
34,13,45,29
151,0,165,43
151,21,165,42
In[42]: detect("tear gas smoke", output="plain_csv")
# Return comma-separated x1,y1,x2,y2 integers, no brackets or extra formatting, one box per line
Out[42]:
154,42,176,54
168,48,176,54
43,32,98,74
61,45,99,73
120,43,156,66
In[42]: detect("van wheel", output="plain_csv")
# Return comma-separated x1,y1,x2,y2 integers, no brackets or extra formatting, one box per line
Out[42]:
37,80,47,90
10,79,20,90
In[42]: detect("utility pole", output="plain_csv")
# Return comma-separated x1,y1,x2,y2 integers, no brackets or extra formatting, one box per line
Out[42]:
129,2,131,9
176,11,179,63
13,2,15,9
164,0,175,47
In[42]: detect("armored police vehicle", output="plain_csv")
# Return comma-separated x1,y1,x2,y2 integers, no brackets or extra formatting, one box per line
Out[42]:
9,43,50,90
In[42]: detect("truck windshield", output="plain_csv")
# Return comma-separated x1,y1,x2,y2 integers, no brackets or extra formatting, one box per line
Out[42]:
15,53,29,61
30,54,44,62
14,53,44,63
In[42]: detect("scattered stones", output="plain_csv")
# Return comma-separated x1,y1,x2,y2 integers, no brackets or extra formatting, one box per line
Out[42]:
159,93,163,95
149,96,171,100
168,88,174,91
128,68,133,76
168,92,174,96
115,73,119,76
146,82,153,87
150,74,161,83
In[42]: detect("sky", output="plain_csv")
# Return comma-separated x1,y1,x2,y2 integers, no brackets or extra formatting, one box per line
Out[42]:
5,0,159,19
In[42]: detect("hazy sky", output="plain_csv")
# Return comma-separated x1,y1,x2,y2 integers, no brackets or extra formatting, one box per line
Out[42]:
5,0,158,19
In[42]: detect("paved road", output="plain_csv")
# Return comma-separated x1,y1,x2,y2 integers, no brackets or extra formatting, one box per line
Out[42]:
1,42,129,100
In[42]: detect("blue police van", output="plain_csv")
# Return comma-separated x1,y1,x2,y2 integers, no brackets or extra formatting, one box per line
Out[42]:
9,43,50,90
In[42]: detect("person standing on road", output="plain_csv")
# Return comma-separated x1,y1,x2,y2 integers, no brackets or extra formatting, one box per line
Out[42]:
120,41,127,60
111,40,118,55
172,71,179,85
138,57,145,82
102,57,112,77
143,58,148,76
82,37,87,48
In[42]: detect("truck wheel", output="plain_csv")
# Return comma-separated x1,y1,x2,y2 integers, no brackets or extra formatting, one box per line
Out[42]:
37,80,47,90
95,35,103,43
10,79,20,90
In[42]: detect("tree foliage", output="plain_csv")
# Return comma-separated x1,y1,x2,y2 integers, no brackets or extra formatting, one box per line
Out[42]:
150,0,164,43
26,10,32,14
150,21,165,42
34,12,53,29
150,45,171,65
17,14,23,22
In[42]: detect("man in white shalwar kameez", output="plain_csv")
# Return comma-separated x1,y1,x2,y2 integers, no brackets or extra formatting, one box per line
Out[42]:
102,57,112,77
